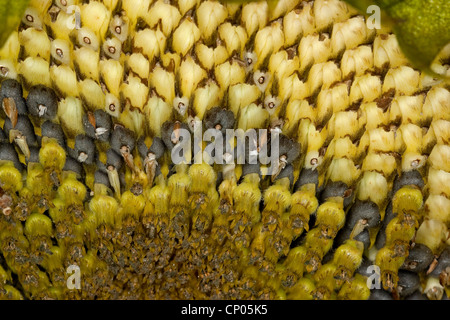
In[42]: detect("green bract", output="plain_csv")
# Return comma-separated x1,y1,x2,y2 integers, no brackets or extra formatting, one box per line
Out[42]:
388,0,450,77
344,0,450,77
0,0,31,47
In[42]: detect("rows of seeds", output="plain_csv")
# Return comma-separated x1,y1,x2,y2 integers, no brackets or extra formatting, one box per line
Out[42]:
0,0,449,300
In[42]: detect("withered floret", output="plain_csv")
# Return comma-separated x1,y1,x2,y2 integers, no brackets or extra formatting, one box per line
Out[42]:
26,85,58,120
68,134,96,165
3,115,38,147
83,110,112,142
401,244,434,272
1,79,27,115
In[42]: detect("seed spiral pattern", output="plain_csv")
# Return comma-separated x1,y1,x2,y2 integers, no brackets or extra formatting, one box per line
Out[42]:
0,0,449,300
